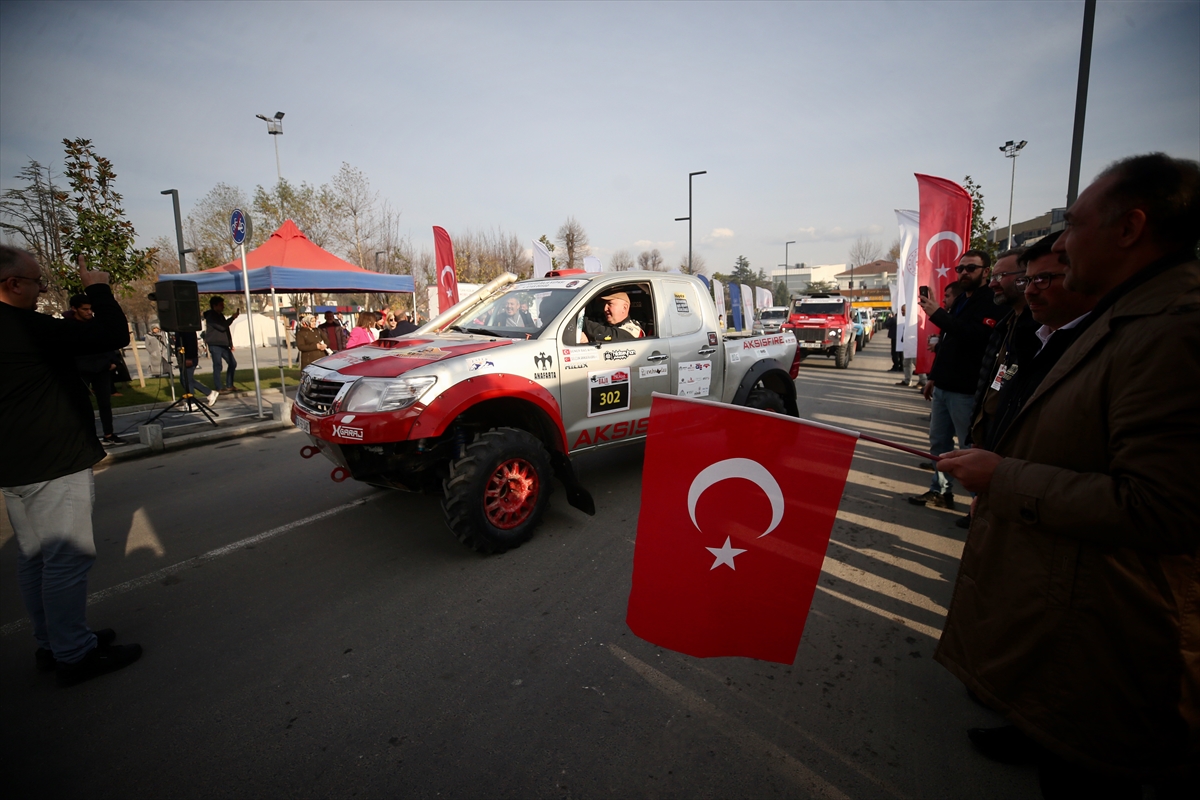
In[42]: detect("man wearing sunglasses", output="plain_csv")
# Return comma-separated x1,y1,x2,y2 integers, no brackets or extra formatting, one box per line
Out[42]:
907,249,999,510
936,154,1200,796
0,247,144,686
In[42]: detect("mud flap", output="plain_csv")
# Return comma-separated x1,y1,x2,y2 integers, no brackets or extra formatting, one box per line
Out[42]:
550,451,596,516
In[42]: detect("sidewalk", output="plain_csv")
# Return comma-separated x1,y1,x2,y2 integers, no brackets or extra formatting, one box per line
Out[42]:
99,386,300,464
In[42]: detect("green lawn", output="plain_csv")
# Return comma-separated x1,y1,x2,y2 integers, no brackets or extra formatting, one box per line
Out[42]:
98,367,303,410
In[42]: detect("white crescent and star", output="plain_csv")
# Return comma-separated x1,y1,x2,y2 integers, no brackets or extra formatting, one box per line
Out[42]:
687,457,784,570
440,264,455,290
925,231,963,263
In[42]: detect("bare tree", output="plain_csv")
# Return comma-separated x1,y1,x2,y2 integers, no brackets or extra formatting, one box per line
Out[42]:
677,252,707,275
887,236,902,262
609,250,634,271
186,182,251,269
329,162,378,268
848,235,883,267
637,249,665,271
0,160,73,310
555,216,589,270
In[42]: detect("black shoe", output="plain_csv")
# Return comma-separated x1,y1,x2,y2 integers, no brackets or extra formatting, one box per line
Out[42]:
908,490,955,509
36,628,116,672
956,514,972,529
101,433,124,446
967,725,1042,765
918,461,934,470
894,380,912,386
56,641,142,687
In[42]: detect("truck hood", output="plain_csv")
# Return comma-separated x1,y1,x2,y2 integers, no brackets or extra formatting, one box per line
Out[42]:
789,314,843,324
312,336,513,378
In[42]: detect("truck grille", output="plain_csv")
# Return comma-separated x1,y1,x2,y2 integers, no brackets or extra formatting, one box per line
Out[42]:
794,328,825,342
297,375,345,416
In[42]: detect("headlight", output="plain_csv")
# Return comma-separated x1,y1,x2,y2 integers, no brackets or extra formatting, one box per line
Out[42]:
342,376,437,413
829,329,841,339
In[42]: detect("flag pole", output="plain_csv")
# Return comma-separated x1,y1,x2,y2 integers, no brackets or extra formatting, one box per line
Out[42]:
859,433,940,462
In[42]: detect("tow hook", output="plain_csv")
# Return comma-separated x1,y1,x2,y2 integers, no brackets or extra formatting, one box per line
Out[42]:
300,445,320,459
331,466,351,482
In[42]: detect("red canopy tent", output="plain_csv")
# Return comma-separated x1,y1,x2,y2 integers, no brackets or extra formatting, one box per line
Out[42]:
203,219,364,274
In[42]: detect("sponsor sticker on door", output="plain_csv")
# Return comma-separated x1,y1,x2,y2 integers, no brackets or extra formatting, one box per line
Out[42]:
677,360,712,398
587,368,631,417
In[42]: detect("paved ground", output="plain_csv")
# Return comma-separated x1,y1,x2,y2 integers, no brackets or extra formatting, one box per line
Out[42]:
0,337,1039,798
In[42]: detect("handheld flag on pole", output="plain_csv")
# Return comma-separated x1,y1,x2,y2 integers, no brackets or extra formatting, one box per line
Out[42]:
433,226,459,313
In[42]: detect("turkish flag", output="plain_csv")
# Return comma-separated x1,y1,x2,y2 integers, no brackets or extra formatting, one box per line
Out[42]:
626,394,859,664
433,226,459,314
914,174,972,375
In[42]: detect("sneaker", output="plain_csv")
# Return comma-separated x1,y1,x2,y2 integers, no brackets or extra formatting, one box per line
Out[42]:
207,390,220,405
918,461,935,470
36,629,116,672
894,381,912,386
101,433,124,446
908,490,955,509
56,641,143,687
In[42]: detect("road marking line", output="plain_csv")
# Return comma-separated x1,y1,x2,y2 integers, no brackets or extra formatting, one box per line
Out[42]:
1,496,374,638
815,585,942,639
607,643,851,800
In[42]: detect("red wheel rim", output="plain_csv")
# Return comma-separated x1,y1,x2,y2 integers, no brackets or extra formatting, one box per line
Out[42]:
483,457,540,529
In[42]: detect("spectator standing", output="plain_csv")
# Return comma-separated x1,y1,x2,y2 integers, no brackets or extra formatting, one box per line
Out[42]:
145,325,171,376
936,154,1200,797
295,314,331,368
377,310,401,339
345,311,379,348
202,296,238,393
885,312,902,371
318,311,348,351
69,294,123,446
907,253,998,509
177,329,218,406
392,311,418,336
0,248,143,686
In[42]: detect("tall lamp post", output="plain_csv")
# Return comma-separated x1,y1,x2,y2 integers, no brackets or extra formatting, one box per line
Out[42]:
674,170,707,273
782,240,796,301
160,189,195,273
1000,139,1028,248
255,111,285,181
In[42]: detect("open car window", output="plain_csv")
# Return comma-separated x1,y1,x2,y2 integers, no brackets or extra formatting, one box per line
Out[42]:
563,282,658,345
446,280,587,339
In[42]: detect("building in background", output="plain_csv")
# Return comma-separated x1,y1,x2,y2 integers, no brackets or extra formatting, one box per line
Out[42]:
771,263,845,296
988,208,1066,249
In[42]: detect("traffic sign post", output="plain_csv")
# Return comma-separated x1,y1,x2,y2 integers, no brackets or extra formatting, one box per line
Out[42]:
231,209,264,418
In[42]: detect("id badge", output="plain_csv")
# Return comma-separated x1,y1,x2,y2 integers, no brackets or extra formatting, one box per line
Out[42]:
990,364,1007,391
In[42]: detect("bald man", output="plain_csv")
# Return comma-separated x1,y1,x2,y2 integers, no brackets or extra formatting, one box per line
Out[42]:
581,290,644,342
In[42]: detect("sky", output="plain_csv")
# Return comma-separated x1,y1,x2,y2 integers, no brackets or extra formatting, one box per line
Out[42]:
1,0,1197,276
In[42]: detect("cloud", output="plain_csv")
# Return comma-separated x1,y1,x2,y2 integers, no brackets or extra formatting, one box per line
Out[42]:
701,227,734,246
790,225,885,244
634,240,674,250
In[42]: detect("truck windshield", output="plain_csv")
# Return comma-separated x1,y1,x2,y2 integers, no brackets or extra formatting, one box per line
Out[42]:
792,301,846,316
760,310,787,321
446,280,587,339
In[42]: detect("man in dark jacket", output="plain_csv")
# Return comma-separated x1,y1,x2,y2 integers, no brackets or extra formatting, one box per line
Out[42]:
392,311,418,336
69,293,124,445
908,250,1000,509
0,247,143,686
203,295,238,392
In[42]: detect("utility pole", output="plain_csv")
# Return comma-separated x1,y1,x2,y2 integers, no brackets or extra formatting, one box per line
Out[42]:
160,189,195,273
674,170,707,273
1000,140,1028,248
1066,0,1096,207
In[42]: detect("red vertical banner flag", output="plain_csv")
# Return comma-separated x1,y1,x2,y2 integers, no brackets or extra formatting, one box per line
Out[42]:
626,395,859,664
433,226,459,314
914,174,973,375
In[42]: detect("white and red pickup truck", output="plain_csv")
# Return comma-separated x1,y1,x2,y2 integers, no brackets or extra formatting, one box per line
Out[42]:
293,270,800,553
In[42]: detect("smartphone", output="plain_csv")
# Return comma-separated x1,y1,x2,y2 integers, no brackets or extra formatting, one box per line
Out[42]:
919,286,930,299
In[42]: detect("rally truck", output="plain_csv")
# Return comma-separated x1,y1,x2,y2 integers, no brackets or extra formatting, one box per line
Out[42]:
781,293,856,369
292,270,801,554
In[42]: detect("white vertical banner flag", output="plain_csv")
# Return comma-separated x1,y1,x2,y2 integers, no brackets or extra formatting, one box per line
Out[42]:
739,284,755,331
889,281,900,316
756,286,773,310
533,239,554,278
895,209,921,359
712,278,727,328
583,256,603,273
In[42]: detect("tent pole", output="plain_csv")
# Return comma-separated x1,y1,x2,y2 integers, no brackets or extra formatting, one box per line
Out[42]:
271,287,286,399
240,243,264,418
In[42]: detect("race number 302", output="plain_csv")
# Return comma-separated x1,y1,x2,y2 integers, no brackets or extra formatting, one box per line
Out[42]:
587,368,631,417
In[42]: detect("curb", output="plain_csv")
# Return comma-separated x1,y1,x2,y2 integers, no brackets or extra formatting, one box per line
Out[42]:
101,419,297,464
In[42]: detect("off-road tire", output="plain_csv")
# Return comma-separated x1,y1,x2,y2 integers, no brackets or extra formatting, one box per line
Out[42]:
442,427,553,554
745,387,787,414
855,334,864,352
835,341,852,369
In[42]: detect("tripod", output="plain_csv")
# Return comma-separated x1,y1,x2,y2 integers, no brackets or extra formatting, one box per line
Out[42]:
146,333,219,427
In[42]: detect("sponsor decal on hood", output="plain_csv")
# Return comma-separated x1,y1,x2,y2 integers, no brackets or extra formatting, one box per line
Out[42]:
326,338,512,377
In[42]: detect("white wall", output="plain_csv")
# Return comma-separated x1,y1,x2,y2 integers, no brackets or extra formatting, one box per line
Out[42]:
229,313,288,348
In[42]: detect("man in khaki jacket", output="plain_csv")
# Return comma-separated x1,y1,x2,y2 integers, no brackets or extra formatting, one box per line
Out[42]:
936,153,1199,798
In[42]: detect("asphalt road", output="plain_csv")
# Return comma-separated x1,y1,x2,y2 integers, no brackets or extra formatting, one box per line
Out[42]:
0,338,1037,799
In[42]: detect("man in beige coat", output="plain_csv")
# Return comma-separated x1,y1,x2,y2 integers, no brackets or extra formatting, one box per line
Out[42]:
936,153,1199,798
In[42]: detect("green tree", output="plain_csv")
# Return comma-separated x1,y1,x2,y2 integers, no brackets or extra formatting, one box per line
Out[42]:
186,182,250,269
773,280,790,306
252,178,339,248
60,138,155,294
729,254,754,284
538,234,558,269
963,175,998,261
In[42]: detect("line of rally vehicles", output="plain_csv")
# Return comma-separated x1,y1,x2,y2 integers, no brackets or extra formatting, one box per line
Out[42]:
293,270,882,554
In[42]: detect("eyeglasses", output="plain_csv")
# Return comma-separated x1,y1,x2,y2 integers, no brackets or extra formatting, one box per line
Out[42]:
9,275,48,290
1015,273,1067,289
955,264,984,274
991,270,1024,281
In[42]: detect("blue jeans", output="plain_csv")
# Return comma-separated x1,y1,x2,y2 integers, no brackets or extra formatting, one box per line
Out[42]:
929,387,974,495
210,344,236,390
3,469,99,664
182,363,212,396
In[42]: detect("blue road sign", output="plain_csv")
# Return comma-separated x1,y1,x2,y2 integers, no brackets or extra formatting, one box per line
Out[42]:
230,208,247,244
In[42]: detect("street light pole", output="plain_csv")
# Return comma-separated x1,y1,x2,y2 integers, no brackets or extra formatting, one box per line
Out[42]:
674,170,707,273
160,189,195,273
784,240,795,300
1000,139,1028,248
255,112,285,182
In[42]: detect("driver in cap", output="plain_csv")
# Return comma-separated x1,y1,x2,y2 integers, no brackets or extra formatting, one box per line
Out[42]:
581,290,644,342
